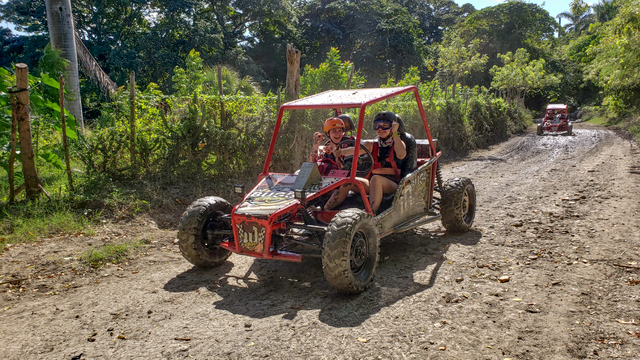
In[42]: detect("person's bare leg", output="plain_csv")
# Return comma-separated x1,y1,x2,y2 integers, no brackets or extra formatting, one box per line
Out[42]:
324,178,369,211
369,175,398,213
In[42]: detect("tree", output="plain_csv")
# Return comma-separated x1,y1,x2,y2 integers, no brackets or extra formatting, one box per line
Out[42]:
400,0,475,45
457,1,557,88
586,0,640,115
300,0,424,85
559,0,592,35
299,47,365,96
436,37,487,100
171,49,262,97
490,48,560,107
0,29,49,70
44,0,84,133
591,0,620,23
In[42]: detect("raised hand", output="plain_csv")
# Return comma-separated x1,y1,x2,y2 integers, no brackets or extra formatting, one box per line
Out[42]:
312,132,324,151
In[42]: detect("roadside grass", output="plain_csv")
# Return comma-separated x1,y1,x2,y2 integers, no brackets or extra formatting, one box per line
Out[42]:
0,163,99,252
80,239,147,268
584,112,640,144
586,116,608,125
624,118,640,144
0,199,98,252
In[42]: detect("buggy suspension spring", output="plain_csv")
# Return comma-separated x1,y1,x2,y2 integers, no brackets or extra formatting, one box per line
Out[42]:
300,208,317,225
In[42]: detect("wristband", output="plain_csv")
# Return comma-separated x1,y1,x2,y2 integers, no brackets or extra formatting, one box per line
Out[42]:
392,132,400,138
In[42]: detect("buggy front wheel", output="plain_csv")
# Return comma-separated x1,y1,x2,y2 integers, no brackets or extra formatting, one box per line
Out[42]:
441,177,476,233
537,124,543,136
178,196,233,267
322,209,379,294
567,123,573,136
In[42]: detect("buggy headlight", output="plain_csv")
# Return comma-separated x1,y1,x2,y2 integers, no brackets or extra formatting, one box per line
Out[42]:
294,190,306,202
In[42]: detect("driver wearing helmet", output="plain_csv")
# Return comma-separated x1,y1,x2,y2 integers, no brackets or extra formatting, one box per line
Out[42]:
323,111,407,214
309,117,355,175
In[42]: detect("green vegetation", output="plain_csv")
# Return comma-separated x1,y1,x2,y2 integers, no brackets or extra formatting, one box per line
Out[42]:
80,239,146,268
0,0,638,245
586,116,608,125
436,37,488,100
491,49,560,107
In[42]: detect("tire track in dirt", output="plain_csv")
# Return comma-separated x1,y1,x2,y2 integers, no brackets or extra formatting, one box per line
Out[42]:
442,125,640,359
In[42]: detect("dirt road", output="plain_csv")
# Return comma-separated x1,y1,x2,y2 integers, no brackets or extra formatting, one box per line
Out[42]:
2,123,639,359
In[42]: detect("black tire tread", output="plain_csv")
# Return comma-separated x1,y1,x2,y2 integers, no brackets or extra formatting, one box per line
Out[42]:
322,209,379,294
441,177,476,233
177,196,232,268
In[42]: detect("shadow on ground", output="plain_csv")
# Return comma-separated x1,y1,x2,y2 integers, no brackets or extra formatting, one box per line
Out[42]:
164,229,482,327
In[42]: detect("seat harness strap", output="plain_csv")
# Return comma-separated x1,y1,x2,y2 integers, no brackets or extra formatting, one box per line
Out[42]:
371,141,401,182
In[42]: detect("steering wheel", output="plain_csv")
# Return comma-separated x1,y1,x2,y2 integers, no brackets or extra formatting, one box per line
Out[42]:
335,139,374,177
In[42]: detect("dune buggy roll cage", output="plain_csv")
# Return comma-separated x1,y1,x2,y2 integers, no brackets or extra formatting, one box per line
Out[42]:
259,86,438,215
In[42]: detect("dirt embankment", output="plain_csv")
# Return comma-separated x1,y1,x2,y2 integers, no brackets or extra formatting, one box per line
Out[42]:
1,123,639,359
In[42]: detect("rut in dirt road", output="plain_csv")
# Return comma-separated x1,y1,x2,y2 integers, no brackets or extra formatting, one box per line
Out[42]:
1,125,639,360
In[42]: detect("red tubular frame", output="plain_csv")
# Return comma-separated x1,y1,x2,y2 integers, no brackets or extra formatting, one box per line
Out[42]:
259,86,437,216
225,86,438,259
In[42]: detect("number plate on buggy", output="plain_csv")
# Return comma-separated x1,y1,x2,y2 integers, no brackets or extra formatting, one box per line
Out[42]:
236,221,266,252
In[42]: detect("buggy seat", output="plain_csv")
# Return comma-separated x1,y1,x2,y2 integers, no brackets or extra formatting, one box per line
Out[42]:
396,116,417,178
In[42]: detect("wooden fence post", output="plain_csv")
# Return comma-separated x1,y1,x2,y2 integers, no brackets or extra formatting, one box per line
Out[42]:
346,64,355,90
285,44,301,101
129,71,136,173
59,76,74,190
15,63,40,199
8,92,17,203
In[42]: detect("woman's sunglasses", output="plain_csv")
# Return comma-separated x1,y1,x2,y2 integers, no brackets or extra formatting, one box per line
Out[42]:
373,121,391,131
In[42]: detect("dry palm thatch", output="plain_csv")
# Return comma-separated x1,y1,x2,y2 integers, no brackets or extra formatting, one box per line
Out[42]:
74,32,117,97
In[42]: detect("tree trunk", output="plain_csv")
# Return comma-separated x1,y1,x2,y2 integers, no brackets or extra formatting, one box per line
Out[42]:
9,92,17,203
15,64,40,200
59,77,74,190
284,44,303,172
129,71,136,173
429,82,436,101
395,56,404,83
45,0,84,134
452,74,459,100
346,64,355,89
285,44,300,101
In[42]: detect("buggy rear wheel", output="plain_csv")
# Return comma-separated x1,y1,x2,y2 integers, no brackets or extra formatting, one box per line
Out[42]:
567,123,573,136
537,124,543,136
178,196,233,268
441,177,476,233
322,209,379,294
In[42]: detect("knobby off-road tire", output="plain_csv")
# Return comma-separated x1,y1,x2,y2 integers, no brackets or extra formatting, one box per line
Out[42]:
567,123,573,136
178,196,233,268
322,209,379,294
537,124,543,136
441,177,476,233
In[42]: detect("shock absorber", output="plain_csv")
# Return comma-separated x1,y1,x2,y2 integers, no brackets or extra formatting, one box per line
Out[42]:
300,207,317,225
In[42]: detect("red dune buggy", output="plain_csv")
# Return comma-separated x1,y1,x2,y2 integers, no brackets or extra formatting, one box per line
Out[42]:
177,86,477,294
538,104,573,135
